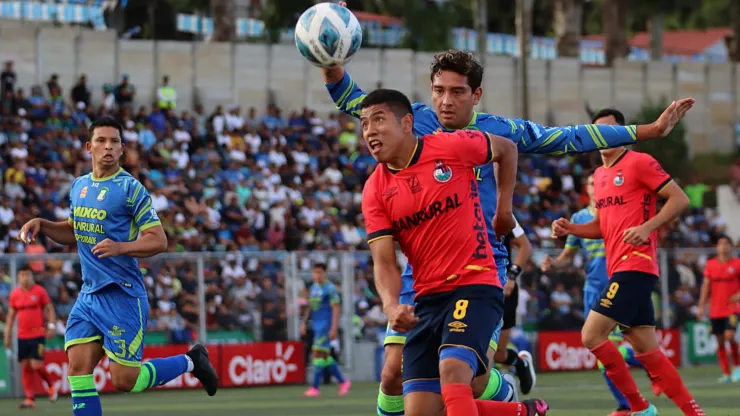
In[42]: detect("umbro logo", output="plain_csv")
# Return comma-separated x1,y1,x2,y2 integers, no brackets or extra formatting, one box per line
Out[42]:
448,321,467,333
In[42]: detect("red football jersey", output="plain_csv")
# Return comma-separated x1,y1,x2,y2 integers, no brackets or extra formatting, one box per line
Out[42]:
362,130,500,298
9,284,50,339
593,150,672,277
704,257,740,318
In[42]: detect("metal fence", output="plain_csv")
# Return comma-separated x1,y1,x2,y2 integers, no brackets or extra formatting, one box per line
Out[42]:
0,247,722,397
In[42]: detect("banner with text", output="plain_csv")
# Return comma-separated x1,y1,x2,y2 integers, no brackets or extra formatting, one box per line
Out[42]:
33,341,304,396
686,321,740,364
538,329,680,371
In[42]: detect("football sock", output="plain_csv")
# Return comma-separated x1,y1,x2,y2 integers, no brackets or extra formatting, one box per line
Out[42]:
21,365,35,399
312,357,327,389
620,345,643,368
591,340,649,412
601,368,631,409
442,384,479,416
131,355,191,393
478,368,515,402
69,374,102,416
377,387,404,416
717,342,731,376
503,348,520,367
36,365,53,387
637,349,705,416
325,356,345,383
475,397,526,415
729,340,740,367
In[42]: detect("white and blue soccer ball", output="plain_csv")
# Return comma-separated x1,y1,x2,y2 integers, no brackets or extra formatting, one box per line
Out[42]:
294,3,363,68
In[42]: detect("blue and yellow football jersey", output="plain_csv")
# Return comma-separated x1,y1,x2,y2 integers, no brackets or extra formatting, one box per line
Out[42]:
328,71,639,296
309,281,340,332
68,168,161,298
565,207,609,292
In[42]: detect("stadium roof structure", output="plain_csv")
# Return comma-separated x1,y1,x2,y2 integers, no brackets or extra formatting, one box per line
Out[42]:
584,27,732,58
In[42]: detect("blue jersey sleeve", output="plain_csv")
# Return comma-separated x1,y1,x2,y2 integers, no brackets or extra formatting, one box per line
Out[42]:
476,115,638,155
328,283,340,305
326,71,366,118
565,213,582,250
126,181,161,233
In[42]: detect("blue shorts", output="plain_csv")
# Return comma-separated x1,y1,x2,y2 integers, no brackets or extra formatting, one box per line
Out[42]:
312,328,331,352
402,284,503,387
65,284,149,367
583,289,602,316
590,271,657,330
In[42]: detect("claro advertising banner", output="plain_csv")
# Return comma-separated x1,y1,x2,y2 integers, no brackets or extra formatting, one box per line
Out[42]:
538,329,680,371
28,341,304,395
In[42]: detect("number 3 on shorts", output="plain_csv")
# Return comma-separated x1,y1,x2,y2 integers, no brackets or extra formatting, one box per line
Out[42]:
453,299,469,320
606,282,620,300
113,339,127,358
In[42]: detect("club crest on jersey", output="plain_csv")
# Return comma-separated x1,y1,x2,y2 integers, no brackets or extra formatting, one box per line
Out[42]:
614,170,624,186
97,186,109,202
433,160,452,183
80,186,88,198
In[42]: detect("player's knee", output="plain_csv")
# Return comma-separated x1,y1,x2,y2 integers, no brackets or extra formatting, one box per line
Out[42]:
439,356,475,385
109,367,139,392
29,360,43,371
581,325,611,349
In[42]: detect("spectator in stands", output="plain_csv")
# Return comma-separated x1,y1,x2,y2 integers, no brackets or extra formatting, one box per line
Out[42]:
1,61,15,94
114,73,135,108
70,74,90,107
158,75,177,110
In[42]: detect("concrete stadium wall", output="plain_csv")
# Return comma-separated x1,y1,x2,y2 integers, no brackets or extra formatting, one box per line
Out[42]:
0,20,736,154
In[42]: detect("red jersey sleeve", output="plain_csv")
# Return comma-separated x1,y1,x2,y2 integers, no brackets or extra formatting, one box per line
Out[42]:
38,286,51,306
440,130,495,167
635,153,672,193
362,174,393,244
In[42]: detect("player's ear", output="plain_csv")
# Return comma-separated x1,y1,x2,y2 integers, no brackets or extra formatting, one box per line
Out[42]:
471,87,482,105
401,113,413,134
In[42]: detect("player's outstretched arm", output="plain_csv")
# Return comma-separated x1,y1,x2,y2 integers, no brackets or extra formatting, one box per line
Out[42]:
324,66,367,118
3,306,15,349
482,98,694,155
18,218,76,246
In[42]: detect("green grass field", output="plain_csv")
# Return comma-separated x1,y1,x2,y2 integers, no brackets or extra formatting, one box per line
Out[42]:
1,366,735,415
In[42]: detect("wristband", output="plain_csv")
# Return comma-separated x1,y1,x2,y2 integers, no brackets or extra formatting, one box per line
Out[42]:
507,264,523,281
47,323,55,330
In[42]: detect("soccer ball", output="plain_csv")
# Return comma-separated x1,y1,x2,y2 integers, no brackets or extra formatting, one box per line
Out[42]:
294,3,363,68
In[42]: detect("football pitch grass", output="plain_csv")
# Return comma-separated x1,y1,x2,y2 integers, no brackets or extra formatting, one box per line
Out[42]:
1,366,736,415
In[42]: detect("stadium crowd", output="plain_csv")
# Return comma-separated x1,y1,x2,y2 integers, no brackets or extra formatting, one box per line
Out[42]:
0,65,732,343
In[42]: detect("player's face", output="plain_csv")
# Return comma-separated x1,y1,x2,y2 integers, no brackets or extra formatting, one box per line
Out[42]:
431,70,481,129
360,104,413,163
18,270,32,287
717,238,732,256
312,267,326,284
87,126,123,168
586,174,595,201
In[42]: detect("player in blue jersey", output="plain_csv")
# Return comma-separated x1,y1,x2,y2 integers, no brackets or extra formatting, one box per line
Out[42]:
541,108,661,416
321,11,692,410
17,117,218,416
300,262,351,397
324,41,692,416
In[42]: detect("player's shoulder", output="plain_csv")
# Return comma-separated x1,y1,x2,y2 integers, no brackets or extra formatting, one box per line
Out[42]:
113,170,146,194
474,112,508,125
362,167,384,194
625,150,657,165
411,102,431,114
71,173,91,189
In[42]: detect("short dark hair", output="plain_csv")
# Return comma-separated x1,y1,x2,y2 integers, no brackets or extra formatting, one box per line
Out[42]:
359,89,413,119
88,116,123,141
430,50,484,91
18,265,33,274
313,262,327,271
718,235,734,245
591,108,626,125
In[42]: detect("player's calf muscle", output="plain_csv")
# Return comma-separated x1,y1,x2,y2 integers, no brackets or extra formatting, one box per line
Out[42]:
380,345,403,395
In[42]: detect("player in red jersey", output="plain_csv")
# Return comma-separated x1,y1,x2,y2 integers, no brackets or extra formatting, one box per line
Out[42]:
360,88,549,416
552,108,704,416
4,266,58,409
697,235,740,382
